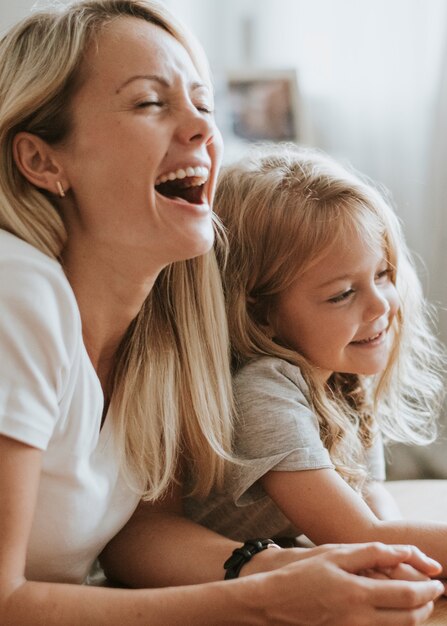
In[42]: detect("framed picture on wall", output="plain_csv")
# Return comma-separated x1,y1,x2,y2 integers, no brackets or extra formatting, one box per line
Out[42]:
224,69,302,143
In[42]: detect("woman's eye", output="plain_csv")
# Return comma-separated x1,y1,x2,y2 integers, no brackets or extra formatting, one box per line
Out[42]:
136,100,163,109
376,268,391,281
195,104,214,114
328,289,354,304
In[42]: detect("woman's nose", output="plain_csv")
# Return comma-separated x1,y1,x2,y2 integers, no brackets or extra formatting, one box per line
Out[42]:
176,104,215,146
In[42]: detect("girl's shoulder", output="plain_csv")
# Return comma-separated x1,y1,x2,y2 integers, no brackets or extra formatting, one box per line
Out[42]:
234,356,310,398
232,357,321,445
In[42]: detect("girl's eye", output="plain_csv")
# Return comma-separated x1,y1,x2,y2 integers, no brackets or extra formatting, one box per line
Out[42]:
328,289,354,304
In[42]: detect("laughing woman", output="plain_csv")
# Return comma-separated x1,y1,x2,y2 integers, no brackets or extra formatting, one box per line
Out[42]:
0,1,443,624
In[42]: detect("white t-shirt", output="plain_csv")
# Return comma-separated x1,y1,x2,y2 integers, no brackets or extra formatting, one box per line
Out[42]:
0,229,141,583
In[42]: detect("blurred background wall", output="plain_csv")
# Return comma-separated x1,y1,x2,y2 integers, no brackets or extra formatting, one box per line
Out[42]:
2,0,447,478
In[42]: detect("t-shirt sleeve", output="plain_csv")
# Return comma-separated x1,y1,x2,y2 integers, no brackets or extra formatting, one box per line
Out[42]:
232,358,334,505
365,430,386,481
0,253,78,450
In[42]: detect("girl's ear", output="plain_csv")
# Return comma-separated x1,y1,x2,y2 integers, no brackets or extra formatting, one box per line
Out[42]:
13,132,68,196
259,321,275,339
260,313,278,339
249,296,275,338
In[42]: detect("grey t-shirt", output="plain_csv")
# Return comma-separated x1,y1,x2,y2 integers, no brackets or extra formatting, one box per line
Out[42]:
185,356,386,541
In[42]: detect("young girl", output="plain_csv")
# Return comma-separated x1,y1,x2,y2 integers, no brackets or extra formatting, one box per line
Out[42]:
185,143,447,566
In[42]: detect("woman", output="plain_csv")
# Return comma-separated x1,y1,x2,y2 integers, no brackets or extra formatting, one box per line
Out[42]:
0,1,443,624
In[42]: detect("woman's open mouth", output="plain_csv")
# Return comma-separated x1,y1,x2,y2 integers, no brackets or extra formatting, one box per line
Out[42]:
155,166,209,205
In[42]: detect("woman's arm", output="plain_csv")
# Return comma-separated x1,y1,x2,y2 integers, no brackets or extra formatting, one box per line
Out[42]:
101,493,244,586
0,435,442,626
100,505,446,626
100,480,437,587
0,434,250,625
261,467,447,572
100,483,322,587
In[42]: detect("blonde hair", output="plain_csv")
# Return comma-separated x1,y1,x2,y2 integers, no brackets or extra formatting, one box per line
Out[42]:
215,143,445,489
0,0,233,500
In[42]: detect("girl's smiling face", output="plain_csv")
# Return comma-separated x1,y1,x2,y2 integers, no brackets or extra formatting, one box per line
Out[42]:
269,230,399,382
57,16,222,267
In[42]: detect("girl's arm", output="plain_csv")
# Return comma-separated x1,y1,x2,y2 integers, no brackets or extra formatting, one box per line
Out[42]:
260,467,447,573
364,480,403,520
1,434,443,626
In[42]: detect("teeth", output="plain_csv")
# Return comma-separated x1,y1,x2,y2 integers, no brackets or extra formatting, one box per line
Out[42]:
356,331,383,344
369,331,381,341
155,166,209,186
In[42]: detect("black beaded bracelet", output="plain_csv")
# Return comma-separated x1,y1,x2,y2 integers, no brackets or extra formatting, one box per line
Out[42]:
223,538,277,580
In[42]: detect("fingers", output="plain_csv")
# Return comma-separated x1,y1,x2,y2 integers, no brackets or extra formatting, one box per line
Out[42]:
399,545,442,577
362,563,431,582
266,547,442,626
331,542,440,576
373,602,435,626
365,578,444,609
384,563,430,582
361,568,393,580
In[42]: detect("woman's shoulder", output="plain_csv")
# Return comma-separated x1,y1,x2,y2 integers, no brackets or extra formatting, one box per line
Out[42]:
0,228,62,270
0,229,80,337
0,229,74,296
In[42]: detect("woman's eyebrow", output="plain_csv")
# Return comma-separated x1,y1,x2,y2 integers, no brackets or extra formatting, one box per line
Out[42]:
191,81,210,92
116,74,170,93
116,75,209,94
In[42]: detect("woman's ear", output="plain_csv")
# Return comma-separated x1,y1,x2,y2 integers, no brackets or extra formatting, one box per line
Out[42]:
13,131,67,196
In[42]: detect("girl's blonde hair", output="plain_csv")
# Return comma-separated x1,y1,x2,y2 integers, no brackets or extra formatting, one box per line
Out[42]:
215,143,445,489
0,0,233,500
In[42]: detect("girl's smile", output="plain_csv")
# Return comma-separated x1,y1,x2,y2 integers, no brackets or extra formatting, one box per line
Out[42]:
350,328,387,345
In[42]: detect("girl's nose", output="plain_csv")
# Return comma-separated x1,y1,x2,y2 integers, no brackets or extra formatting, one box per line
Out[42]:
365,287,390,322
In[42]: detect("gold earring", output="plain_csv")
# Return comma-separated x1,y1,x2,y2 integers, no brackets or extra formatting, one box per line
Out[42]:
56,181,65,198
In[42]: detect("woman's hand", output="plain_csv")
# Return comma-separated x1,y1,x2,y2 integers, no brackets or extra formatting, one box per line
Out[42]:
241,541,442,580
252,542,444,626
